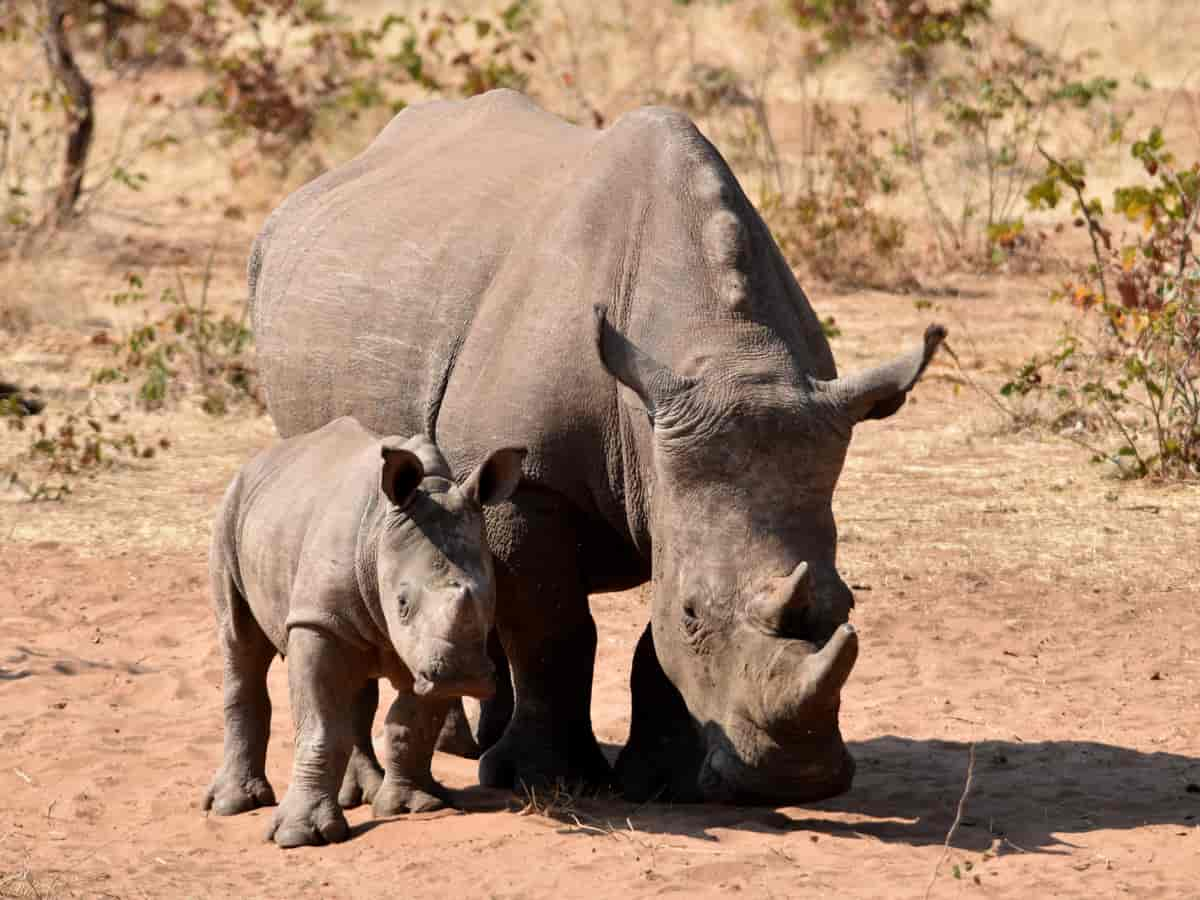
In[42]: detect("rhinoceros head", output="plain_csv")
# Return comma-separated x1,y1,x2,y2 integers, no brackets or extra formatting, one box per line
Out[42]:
595,305,944,803
374,436,526,701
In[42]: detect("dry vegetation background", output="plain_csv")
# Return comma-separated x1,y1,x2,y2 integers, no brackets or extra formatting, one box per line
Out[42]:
1,1,1199,897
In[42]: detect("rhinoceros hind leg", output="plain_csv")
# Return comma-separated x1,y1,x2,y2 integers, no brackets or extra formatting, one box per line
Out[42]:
205,771,276,816
338,679,385,808
204,566,277,816
372,692,452,816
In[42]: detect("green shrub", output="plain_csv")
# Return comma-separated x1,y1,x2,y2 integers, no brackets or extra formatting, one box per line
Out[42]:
1003,131,1200,479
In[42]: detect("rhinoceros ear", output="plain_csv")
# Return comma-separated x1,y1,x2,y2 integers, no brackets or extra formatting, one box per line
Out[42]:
380,443,425,509
823,324,947,423
593,304,696,420
463,446,526,507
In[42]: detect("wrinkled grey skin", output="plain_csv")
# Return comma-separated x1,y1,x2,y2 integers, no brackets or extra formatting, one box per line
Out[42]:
203,416,524,847
249,90,945,805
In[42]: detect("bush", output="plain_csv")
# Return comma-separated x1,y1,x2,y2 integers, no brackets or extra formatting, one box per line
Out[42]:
766,104,911,288
1003,130,1200,479
0,1,539,244
890,20,1119,266
92,257,262,416
4,403,165,501
671,5,912,289
3,257,261,500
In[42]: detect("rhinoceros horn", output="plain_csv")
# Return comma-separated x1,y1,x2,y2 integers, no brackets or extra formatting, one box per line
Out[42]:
799,623,858,707
822,324,947,423
593,304,696,419
746,561,816,636
767,623,860,722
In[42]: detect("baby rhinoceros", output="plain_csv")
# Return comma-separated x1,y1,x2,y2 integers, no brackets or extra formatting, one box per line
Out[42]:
203,417,525,848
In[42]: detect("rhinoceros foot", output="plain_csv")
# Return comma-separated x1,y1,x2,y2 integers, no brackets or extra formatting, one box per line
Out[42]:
338,746,385,809
478,715,612,795
203,769,276,816
433,700,481,759
267,789,350,849
613,625,705,803
372,777,449,816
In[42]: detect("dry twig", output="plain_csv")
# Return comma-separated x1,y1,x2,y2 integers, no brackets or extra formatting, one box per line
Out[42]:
923,743,976,900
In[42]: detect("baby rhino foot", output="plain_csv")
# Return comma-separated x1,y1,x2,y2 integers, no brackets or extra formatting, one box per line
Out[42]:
267,789,350,848
203,769,276,816
338,750,384,809
372,779,450,816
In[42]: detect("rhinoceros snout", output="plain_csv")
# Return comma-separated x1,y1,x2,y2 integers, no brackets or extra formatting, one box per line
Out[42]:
412,660,497,701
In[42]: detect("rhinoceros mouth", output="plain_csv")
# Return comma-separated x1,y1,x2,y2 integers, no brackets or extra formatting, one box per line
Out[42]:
697,736,856,806
413,667,496,700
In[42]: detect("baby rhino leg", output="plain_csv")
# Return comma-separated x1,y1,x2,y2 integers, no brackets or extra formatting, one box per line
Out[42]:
267,627,365,848
434,698,481,760
338,680,385,808
372,692,453,816
204,569,277,816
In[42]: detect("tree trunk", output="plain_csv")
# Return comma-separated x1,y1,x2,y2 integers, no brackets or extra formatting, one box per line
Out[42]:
41,0,94,223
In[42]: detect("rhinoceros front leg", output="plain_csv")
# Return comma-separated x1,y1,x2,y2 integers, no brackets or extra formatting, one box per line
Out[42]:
615,624,706,803
204,569,277,816
372,691,452,815
478,502,611,792
337,679,385,809
267,627,363,848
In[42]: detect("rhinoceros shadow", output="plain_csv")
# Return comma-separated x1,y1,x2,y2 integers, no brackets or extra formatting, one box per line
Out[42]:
525,736,1200,853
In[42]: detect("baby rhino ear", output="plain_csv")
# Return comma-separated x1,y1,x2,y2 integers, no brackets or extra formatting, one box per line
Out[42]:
380,442,425,508
463,447,527,507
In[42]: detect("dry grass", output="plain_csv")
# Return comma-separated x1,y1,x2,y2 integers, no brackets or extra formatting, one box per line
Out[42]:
0,864,81,900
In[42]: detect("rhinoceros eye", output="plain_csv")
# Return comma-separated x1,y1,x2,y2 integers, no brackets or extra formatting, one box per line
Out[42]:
680,601,706,647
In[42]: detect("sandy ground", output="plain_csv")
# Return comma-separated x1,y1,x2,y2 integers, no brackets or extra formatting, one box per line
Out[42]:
2,273,1198,899
2,2,1199,892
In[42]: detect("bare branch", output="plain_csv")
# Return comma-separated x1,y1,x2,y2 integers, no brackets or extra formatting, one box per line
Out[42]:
40,0,94,223
923,744,976,900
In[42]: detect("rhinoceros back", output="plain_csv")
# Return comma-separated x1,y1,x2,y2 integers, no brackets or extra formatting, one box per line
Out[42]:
250,91,596,442
251,90,836,530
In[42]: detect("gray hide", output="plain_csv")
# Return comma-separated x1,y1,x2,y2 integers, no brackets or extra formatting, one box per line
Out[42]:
249,90,946,804
204,416,524,847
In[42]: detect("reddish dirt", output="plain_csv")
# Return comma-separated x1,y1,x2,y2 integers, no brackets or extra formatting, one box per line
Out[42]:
2,277,1197,898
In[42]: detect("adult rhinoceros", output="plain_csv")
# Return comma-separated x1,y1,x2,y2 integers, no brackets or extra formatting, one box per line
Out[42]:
249,89,944,805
